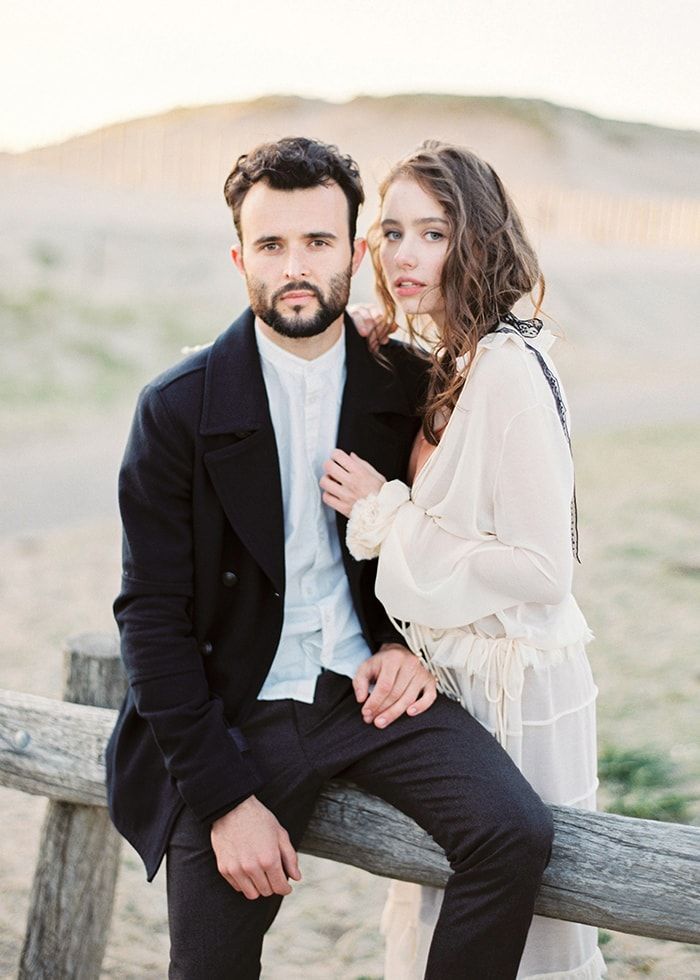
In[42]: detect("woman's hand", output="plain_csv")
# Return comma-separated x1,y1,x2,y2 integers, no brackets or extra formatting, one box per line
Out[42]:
320,449,386,517
348,304,397,353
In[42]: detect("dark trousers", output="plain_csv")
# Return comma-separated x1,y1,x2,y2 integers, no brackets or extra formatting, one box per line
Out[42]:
167,672,553,979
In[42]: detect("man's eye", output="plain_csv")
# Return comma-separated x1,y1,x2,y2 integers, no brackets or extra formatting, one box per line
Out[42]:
262,243,280,251
310,239,329,248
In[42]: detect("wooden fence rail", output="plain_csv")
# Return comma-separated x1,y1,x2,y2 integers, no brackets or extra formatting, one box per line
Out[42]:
0,634,699,979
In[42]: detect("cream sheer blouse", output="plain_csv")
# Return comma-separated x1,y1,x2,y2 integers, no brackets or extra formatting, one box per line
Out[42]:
347,326,592,737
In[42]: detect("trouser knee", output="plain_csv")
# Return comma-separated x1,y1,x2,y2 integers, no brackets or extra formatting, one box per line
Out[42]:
512,799,554,876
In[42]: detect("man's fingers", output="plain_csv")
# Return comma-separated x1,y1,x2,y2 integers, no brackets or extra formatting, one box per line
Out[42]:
240,862,275,898
238,875,262,900
279,833,302,883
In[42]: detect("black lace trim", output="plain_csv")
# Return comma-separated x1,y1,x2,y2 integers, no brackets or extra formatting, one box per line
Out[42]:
497,318,580,563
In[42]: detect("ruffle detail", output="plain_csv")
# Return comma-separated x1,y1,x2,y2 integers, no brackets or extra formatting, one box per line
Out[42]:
521,947,607,980
393,620,594,747
346,480,411,560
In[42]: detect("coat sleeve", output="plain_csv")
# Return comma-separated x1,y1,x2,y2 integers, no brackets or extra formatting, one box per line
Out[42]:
347,403,574,630
114,383,264,823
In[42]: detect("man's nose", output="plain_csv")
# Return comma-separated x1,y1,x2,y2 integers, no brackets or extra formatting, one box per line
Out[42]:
284,248,310,279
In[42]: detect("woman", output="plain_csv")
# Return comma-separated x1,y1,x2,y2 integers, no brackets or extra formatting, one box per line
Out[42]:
323,142,605,979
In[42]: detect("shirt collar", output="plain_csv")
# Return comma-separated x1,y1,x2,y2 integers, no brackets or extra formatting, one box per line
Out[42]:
255,320,346,377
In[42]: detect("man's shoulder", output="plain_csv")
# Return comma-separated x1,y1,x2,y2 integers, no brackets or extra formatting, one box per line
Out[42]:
379,337,431,402
146,344,211,397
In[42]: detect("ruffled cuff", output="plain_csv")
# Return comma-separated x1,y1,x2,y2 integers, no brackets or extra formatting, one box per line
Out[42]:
346,480,411,561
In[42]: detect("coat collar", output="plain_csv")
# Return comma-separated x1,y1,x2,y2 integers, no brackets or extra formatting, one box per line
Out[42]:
200,308,267,435
200,307,413,436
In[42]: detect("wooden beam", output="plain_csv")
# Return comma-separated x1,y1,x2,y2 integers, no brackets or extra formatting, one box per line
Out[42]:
17,636,127,980
1,686,698,945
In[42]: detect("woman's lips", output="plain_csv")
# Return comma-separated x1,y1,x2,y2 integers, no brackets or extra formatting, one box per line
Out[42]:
394,278,426,297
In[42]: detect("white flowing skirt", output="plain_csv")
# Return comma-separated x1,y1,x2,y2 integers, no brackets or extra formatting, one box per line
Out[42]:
382,628,607,980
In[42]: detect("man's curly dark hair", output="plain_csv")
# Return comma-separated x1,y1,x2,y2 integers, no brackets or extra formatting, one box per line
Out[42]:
223,136,364,245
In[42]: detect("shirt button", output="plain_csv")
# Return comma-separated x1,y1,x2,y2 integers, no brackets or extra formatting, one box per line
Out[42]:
221,570,239,588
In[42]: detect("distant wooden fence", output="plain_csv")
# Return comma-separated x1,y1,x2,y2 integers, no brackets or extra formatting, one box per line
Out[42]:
1,633,699,979
521,185,700,249
8,131,700,249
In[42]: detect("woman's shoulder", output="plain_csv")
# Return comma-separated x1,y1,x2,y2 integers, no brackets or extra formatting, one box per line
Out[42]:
468,328,560,413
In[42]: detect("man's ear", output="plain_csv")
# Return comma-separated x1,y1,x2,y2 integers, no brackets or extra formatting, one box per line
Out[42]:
231,244,245,274
351,238,368,276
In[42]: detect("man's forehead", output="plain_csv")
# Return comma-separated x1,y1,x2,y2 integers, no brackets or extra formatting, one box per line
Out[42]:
239,180,348,233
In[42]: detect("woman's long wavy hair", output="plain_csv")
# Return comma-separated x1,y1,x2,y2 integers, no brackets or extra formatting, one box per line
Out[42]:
369,141,545,443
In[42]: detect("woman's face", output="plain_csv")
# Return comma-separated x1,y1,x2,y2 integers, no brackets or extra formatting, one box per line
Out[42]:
378,176,449,325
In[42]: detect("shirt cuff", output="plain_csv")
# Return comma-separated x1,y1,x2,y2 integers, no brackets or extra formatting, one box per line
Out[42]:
346,480,411,561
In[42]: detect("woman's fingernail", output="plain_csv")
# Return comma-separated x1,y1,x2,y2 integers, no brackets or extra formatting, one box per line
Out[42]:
376,717,386,727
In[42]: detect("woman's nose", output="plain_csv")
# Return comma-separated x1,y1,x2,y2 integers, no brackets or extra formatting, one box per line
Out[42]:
395,244,417,268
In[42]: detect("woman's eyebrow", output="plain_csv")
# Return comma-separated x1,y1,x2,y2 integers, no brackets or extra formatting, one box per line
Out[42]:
380,217,449,227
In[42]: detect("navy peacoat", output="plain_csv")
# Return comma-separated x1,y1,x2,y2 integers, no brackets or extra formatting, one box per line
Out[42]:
105,308,427,879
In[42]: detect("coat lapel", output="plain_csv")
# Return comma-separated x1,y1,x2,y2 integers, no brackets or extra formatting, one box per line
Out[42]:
337,314,415,476
200,309,419,597
201,309,285,594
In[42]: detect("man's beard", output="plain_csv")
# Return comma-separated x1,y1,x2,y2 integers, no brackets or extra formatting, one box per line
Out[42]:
248,270,352,339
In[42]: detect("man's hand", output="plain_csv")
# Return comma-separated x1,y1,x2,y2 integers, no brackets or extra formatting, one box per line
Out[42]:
210,796,301,900
354,643,437,728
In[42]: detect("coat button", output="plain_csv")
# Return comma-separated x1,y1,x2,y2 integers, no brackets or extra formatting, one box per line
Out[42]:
273,591,281,599
200,640,214,656
221,571,239,588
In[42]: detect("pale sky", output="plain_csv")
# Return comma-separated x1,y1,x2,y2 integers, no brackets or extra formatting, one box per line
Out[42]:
2,0,699,153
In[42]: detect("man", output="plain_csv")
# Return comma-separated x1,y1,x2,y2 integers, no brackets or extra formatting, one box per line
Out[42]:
106,137,553,979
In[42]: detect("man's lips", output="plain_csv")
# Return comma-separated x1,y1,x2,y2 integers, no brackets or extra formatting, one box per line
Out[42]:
279,290,317,301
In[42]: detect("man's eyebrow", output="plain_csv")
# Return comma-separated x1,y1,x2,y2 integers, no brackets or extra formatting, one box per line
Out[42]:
251,231,339,246
252,234,282,247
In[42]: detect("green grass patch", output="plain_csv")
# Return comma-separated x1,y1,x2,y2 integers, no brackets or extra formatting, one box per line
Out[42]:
599,745,695,823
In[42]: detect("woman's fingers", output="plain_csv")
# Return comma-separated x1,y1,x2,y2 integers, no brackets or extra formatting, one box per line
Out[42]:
320,451,386,506
374,676,434,728
406,679,438,716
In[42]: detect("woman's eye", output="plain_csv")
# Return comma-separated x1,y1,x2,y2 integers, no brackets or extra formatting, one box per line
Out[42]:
384,230,401,241
425,231,444,241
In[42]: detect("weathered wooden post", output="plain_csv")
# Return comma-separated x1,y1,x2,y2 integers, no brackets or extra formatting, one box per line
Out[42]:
18,632,126,980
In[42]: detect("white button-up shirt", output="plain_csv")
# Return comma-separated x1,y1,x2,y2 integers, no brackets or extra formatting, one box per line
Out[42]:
255,322,371,702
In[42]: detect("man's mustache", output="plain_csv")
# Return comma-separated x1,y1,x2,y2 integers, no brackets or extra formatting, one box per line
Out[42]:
273,282,324,303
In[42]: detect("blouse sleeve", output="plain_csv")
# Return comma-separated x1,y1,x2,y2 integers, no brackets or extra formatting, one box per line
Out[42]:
349,402,574,630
